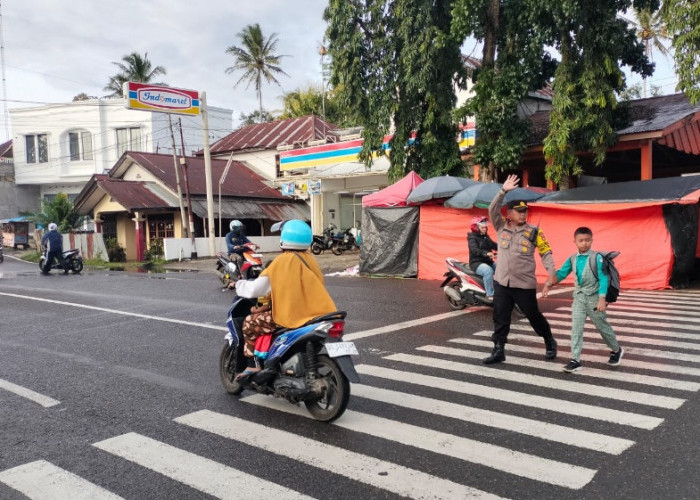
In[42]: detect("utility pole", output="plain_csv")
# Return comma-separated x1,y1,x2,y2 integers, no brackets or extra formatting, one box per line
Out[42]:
199,92,216,256
168,114,188,238
178,118,197,259
0,1,9,141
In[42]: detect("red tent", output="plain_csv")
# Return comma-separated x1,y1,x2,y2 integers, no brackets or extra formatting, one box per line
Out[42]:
362,171,423,207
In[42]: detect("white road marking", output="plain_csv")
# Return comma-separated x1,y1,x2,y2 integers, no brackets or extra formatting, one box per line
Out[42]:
350,384,635,454
92,432,312,499
0,378,60,408
344,309,474,341
385,353,686,409
543,314,700,337
241,395,598,490
355,365,662,429
418,345,700,391
450,337,700,377
612,299,700,313
556,307,700,327
0,292,226,331
474,329,700,364
509,323,700,351
176,410,503,499
0,460,123,499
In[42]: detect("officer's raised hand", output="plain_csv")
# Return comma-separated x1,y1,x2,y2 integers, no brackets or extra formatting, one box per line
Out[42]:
502,174,520,192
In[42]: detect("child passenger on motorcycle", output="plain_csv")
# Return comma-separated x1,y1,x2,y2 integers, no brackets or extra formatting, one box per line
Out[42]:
468,216,498,300
233,220,337,380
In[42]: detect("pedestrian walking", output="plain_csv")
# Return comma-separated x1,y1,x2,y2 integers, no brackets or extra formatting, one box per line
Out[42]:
542,226,623,373
483,174,558,365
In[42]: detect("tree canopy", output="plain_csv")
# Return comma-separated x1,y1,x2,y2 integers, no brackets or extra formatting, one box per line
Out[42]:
278,84,354,128
225,24,289,123
324,0,467,181
33,193,85,232
103,52,167,98
661,0,700,104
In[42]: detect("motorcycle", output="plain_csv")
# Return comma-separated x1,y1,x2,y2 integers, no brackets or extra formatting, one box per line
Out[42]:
39,247,84,274
330,228,360,255
0,242,3,263
311,224,336,255
216,242,263,286
219,296,359,422
440,257,524,315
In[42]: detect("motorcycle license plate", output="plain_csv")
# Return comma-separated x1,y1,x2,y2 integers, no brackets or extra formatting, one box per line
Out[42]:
325,341,358,357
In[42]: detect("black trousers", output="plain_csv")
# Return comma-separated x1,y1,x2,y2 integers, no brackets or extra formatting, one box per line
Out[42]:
492,282,552,345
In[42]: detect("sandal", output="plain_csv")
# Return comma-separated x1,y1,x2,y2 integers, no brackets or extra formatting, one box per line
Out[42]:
234,367,261,382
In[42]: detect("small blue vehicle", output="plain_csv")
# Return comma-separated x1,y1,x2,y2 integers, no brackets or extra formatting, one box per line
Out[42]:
219,296,359,422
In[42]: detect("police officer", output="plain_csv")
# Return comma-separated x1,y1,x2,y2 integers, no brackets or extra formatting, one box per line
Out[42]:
483,174,558,364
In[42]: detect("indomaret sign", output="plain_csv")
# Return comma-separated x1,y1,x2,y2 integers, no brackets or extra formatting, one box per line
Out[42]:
123,82,200,115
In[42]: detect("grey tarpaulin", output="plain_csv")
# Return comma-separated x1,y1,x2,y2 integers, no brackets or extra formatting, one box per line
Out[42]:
360,207,419,277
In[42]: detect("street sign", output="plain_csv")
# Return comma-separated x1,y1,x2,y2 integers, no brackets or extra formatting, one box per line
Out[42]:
123,82,200,115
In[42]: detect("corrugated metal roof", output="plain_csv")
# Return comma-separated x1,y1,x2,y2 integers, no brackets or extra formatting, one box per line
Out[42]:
189,197,309,220
97,179,174,211
121,152,285,199
207,115,338,154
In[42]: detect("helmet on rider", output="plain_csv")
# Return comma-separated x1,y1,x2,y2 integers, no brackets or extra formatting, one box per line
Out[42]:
48,223,58,231
470,216,488,233
229,220,243,232
280,220,312,250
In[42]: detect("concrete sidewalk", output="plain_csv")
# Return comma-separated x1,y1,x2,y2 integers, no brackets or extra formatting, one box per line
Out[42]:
163,250,360,275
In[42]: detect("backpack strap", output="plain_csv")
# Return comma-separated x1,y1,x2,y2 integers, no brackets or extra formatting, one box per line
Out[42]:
587,251,599,280
293,251,312,271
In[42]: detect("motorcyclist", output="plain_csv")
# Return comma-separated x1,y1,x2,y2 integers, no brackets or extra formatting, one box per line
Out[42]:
468,216,498,300
41,222,64,274
225,220,251,266
233,219,337,379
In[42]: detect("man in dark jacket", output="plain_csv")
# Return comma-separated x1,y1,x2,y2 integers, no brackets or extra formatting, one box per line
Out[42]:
468,216,498,299
41,222,64,274
225,220,251,265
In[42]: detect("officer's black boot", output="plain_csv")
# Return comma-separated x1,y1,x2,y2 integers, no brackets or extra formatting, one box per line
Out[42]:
544,336,558,360
482,343,506,365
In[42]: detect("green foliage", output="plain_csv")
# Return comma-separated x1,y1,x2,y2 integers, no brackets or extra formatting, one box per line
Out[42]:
238,110,275,126
226,24,289,121
279,85,354,127
105,237,127,263
324,0,465,181
32,193,85,232
662,0,700,104
103,52,167,97
144,238,164,262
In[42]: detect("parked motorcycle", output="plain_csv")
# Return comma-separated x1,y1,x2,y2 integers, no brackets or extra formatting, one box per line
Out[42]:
330,228,360,255
219,296,359,422
311,224,336,255
0,242,3,263
39,247,84,274
440,257,524,315
216,242,263,286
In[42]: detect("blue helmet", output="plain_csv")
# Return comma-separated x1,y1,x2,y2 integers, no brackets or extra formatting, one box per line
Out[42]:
280,220,312,250
229,220,243,232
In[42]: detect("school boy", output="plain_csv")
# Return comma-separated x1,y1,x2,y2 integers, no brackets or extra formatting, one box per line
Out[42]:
542,227,623,373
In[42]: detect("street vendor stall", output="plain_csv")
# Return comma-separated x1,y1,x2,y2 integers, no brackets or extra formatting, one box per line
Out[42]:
1,217,32,249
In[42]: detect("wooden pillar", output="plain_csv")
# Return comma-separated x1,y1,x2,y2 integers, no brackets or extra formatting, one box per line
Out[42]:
545,157,557,190
641,140,653,180
133,211,146,261
521,169,530,187
473,164,480,181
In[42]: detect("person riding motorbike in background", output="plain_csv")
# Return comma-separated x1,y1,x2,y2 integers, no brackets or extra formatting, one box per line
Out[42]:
41,222,64,274
468,216,498,300
225,220,251,266
233,219,337,380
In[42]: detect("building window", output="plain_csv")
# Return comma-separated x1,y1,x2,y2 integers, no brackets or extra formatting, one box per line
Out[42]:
116,127,142,157
25,134,48,163
148,214,174,242
69,131,93,161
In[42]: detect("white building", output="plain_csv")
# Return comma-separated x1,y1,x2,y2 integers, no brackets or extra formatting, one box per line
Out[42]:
10,98,232,202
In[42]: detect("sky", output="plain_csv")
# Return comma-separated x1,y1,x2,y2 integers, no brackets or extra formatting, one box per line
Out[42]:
0,1,680,142
0,0,331,140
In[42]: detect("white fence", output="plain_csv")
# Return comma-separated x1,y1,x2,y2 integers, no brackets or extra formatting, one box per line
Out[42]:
163,236,281,260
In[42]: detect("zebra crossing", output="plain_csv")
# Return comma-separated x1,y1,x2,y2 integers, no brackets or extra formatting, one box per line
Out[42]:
2,288,699,498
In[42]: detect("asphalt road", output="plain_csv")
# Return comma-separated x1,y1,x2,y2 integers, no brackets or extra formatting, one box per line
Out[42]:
1,252,699,499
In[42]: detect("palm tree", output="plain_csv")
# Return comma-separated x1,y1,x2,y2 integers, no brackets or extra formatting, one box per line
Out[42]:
632,8,671,97
103,52,167,97
225,24,289,122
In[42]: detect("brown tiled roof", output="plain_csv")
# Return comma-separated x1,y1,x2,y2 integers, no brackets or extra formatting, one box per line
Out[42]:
525,93,700,146
205,115,337,154
121,152,285,199
0,139,12,158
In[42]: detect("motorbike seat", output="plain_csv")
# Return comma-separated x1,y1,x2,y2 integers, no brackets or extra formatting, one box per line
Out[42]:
454,261,484,280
